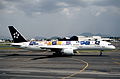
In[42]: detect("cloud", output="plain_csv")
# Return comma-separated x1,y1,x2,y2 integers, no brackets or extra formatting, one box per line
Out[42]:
0,0,120,16
60,7,80,17
89,6,107,16
56,2,69,7
62,8,70,16
0,0,23,14
0,0,120,37
92,0,120,7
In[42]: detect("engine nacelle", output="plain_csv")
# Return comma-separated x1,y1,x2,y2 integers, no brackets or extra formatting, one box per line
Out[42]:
61,49,74,55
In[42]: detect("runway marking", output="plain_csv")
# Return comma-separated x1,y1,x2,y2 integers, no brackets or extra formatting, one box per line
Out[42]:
26,51,32,53
112,58,120,65
114,62,120,65
112,58,119,60
61,58,89,79
0,74,56,78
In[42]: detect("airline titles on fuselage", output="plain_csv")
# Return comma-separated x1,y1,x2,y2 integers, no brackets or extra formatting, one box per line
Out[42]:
29,41,100,46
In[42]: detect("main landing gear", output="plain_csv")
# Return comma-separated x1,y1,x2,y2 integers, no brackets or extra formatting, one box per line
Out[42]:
53,52,63,56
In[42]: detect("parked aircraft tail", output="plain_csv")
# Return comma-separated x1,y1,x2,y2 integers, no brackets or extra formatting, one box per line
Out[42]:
8,26,27,43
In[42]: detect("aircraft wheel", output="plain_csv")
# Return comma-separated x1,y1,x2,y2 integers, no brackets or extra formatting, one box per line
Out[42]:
53,52,63,56
99,50,103,56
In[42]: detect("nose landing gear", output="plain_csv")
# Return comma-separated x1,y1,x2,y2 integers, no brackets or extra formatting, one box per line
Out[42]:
99,50,103,56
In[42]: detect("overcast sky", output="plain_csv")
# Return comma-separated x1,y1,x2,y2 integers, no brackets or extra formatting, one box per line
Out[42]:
0,0,120,39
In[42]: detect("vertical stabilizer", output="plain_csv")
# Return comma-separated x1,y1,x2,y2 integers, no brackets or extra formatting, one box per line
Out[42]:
8,26,27,43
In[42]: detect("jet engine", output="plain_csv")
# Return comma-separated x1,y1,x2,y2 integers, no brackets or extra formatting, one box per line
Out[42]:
61,49,74,55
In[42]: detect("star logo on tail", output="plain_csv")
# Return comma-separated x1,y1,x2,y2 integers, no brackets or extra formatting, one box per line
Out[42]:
13,32,19,39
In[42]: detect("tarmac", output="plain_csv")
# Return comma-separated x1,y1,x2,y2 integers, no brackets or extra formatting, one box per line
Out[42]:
0,49,120,79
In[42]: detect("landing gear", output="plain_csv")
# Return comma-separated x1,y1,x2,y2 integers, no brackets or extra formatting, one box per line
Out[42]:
99,50,103,56
53,52,63,56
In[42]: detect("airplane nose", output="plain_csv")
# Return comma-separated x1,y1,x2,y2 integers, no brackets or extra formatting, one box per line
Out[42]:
111,45,116,49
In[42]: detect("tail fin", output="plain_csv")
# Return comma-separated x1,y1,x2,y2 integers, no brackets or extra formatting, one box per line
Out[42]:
8,26,27,43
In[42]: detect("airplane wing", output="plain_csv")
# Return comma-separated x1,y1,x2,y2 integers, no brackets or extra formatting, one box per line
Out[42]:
40,45,76,49
39,45,77,55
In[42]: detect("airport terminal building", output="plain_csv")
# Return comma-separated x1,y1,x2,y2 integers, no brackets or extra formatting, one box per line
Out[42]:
59,36,113,42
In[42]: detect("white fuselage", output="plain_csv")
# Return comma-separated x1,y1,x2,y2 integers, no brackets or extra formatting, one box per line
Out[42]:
8,26,116,55
11,40,116,51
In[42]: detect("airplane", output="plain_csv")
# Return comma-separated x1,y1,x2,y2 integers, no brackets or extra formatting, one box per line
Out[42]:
8,26,116,56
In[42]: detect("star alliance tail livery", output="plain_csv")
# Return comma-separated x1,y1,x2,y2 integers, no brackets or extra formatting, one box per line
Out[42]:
8,26,116,56
8,26,27,43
